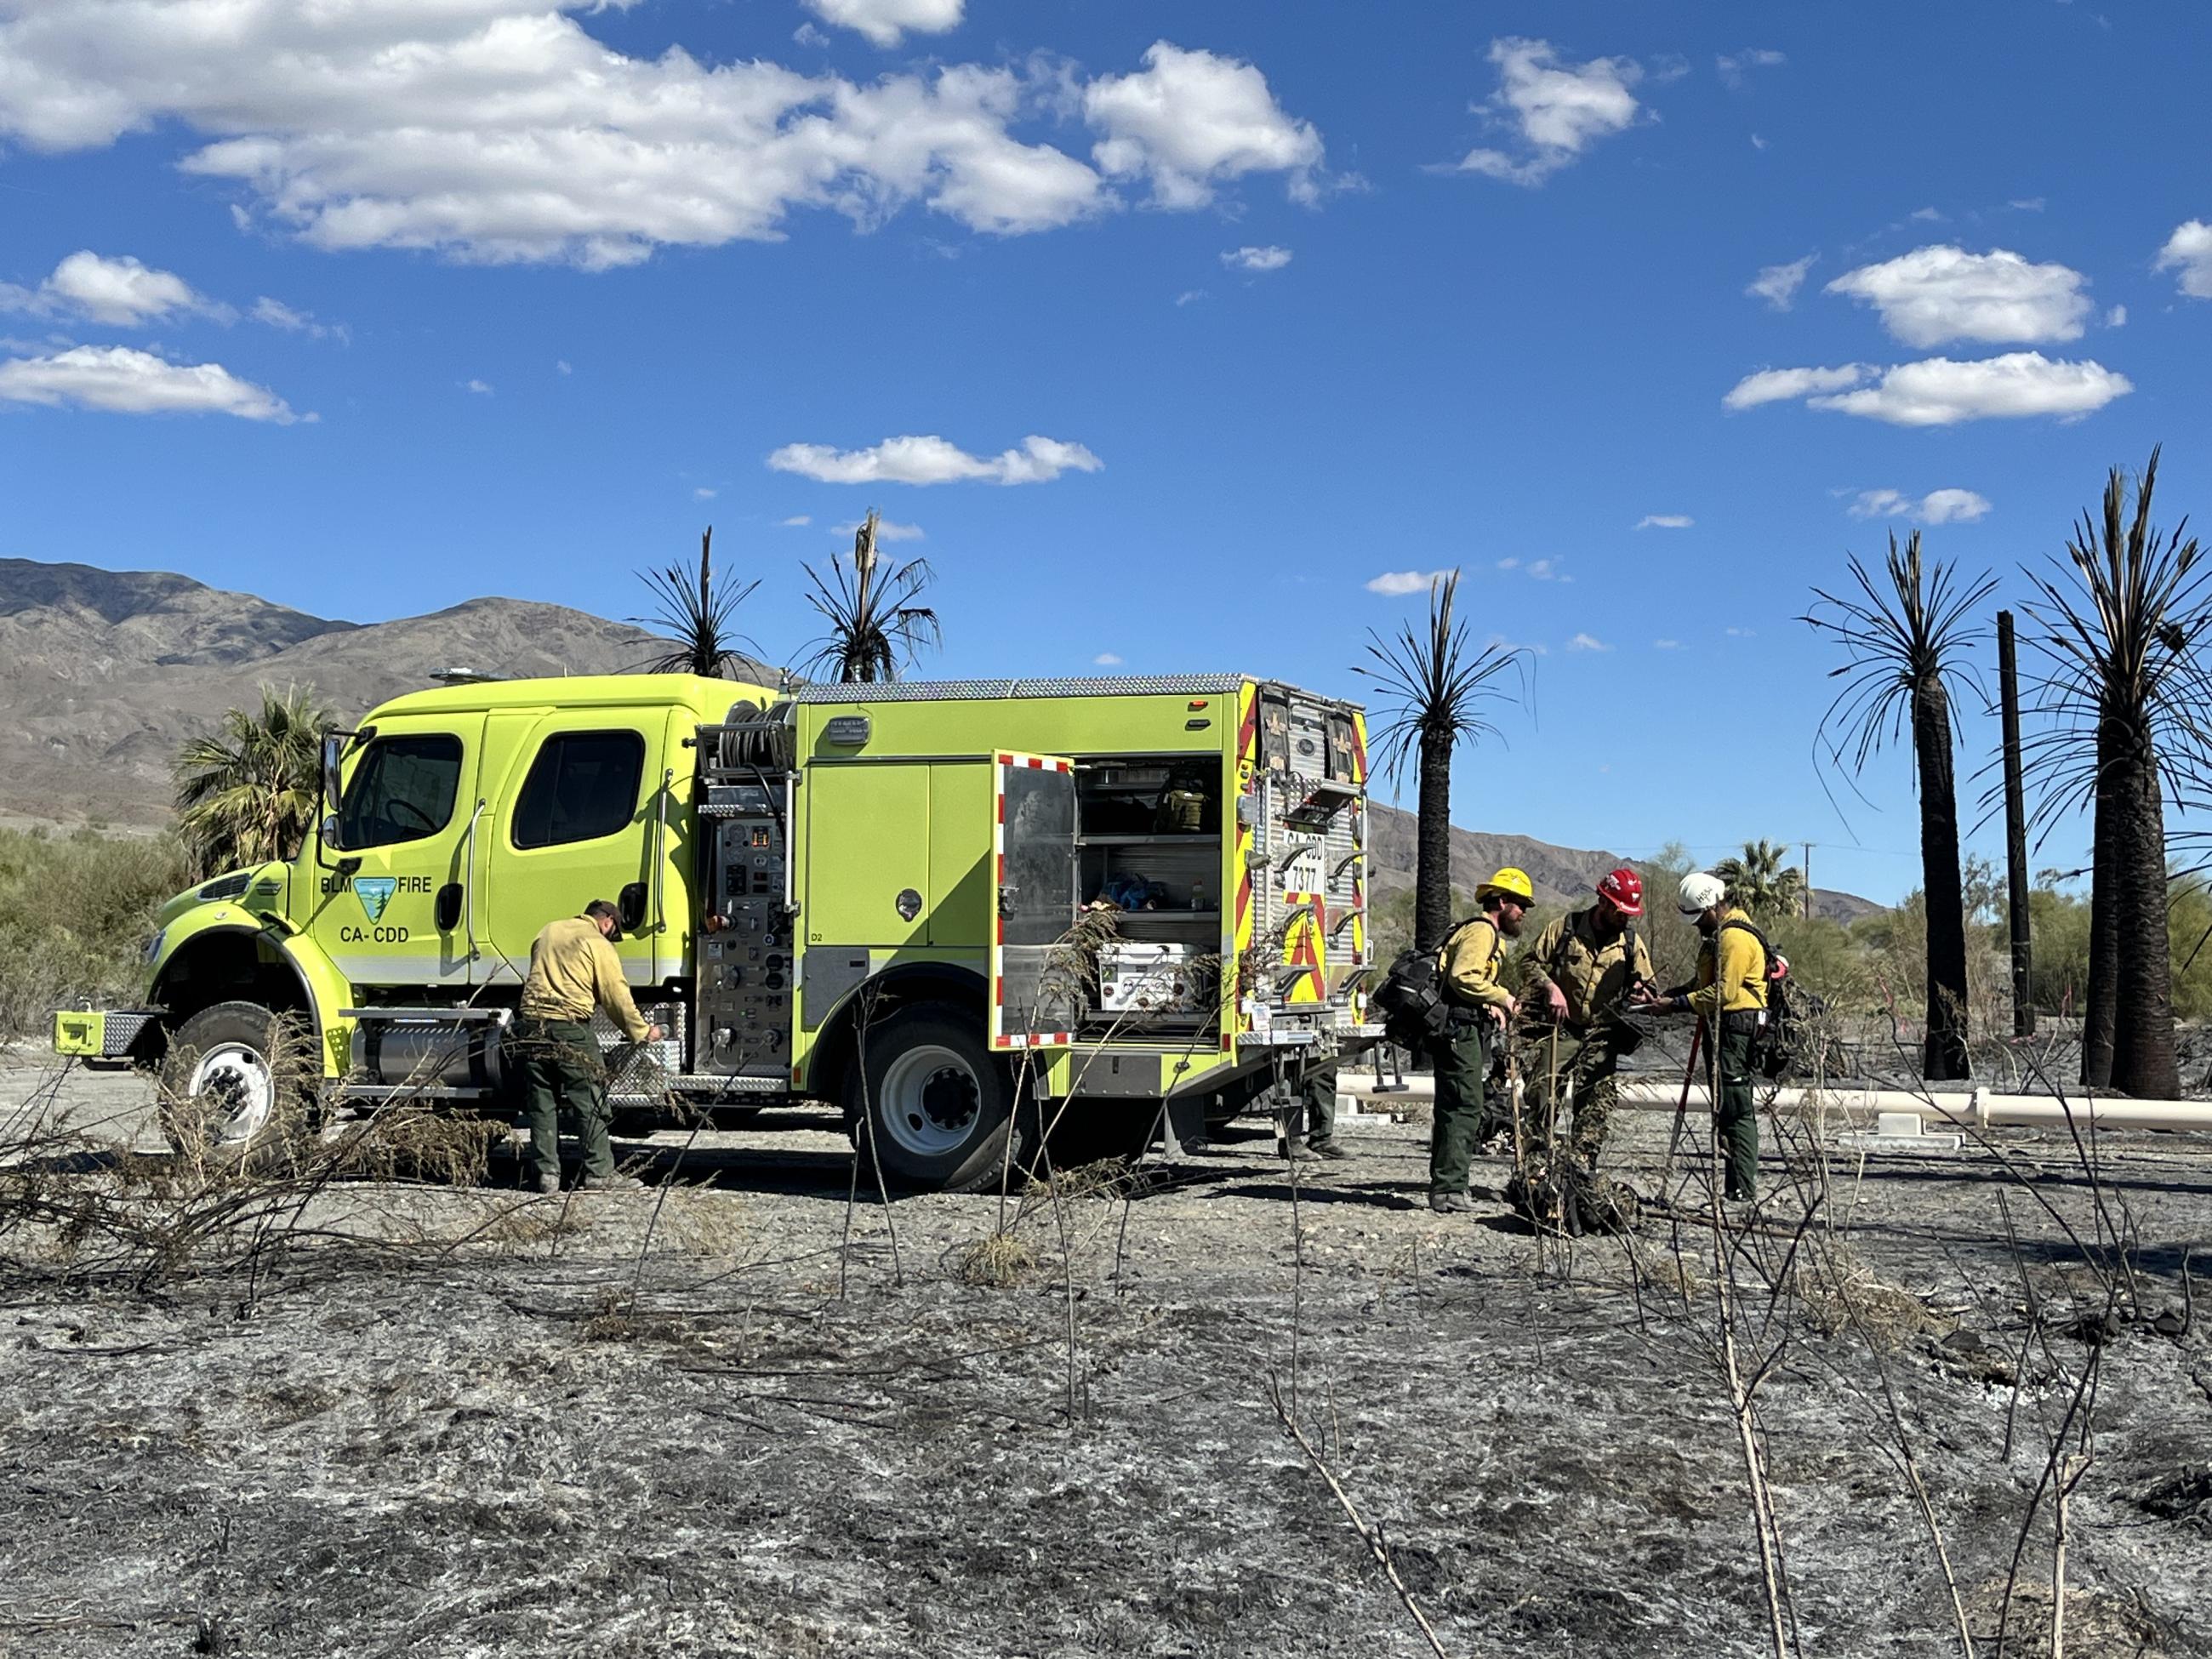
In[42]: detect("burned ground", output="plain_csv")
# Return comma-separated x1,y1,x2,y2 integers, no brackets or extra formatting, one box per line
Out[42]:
0,1062,2207,1658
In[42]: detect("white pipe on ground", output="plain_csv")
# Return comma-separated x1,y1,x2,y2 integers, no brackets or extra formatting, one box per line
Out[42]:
1341,1072,2212,1133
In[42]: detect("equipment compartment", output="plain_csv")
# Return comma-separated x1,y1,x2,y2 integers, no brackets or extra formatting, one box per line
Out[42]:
1073,757,1223,1031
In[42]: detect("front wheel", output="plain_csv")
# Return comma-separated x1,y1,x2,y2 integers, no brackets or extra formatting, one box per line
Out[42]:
159,1001,316,1170
846,1005,1034,1193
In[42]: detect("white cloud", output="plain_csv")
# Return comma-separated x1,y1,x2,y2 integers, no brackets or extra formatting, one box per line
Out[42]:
1726,627,1755,637
1747,254,1815,311
1567,632,1611,653
1495,557,1518,571
1810,353,2130,426
1715,48,1785,89
1084,42,1324,210
2106,305,2126,328
1093,652,1124,666
0,344,302,421
1723,363,1871,409
802,0,963,49
693,487,717,499
1636,514,1693,530
250,295,343,341
1174,288,1207,306
2155,220,2212,299
1848,487,1993,524
1454,37,1640,186
556,359,572,374
1653,639,1681,650
1365,569,1449,596
0,11,1326,266
2010,197,2045,213
0,249,220,325
1909,206,1945,223
1222,245,1291,272
779,515,812,527
1525,557,1564,581
832,516,923,540
1827,245,2092,346
464,378,493,395
769,433,1102,486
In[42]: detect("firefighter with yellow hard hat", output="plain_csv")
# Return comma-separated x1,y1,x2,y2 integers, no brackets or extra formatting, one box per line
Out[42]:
1426,867,1534,1214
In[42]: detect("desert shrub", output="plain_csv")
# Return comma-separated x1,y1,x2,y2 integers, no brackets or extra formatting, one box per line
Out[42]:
0,828,191,1040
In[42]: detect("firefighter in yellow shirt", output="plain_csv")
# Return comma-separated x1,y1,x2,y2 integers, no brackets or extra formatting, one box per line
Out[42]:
514,900,664,1194
1427,869,1531,1214
1631,871,1769,1201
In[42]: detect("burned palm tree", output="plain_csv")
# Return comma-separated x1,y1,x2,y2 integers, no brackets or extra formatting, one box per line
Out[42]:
1804,531,1995,1080
801,510,941,684
633,527,760,677
1352,570,1525,954
2021,448,2212,1097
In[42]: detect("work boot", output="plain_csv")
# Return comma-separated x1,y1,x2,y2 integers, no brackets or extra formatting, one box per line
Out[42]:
577,1172,647,1192
1307,1137,1353,1162
1283,1141,1323,1164
530,1172,562,1195
1428,1191,1474,1215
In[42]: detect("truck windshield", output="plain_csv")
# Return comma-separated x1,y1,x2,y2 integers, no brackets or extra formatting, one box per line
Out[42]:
339,734,463,848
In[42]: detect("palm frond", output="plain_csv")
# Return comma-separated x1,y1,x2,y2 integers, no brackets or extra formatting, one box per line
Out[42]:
1347,570,1526,788
630,527,762,677
800,516,941,683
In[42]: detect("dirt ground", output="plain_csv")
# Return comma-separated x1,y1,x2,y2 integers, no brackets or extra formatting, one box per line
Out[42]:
1,1056,2208,1659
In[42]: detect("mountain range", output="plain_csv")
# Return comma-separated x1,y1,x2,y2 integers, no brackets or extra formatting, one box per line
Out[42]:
0,556,1878,919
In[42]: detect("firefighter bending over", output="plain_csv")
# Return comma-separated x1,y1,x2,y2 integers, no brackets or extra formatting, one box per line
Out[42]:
1517,866,1655,1172
1427,869,1531,1215
514,899,664,1194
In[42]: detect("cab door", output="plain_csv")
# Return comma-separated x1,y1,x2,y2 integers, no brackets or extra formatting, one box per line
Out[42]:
476,707,679,990
990,751,1079,1052
308,713,486,989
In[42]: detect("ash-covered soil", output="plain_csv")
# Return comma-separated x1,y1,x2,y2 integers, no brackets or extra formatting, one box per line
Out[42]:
1,1061,2208,1658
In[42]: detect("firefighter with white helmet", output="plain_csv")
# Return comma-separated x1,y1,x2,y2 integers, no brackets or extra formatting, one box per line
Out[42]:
1517,866,1656,1171
1632,869,1770,1202
1425,867,1534,1214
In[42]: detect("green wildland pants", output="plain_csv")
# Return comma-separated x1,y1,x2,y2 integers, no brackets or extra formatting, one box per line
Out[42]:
1428,1018,1492,1198
514,1017,613,1183
1713,1014,1759,1200
1299,1059,1338,1146
1525,1023,1628,1169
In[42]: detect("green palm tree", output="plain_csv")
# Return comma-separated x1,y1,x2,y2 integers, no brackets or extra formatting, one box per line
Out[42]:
174,685,339,877
1713,839,1806,923
1351,570,1525,953
1804,529,1994,1080
2021,448,2212,1097
632,526,761,677
801,510,941,684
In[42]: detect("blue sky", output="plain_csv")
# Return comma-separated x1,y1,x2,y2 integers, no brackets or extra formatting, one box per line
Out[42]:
3,1,2210,904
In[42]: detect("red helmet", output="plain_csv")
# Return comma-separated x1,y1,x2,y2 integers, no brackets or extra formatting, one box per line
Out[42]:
1597,867,1644,916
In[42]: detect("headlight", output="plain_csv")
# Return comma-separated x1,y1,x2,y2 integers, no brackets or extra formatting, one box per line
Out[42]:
142,928,166,966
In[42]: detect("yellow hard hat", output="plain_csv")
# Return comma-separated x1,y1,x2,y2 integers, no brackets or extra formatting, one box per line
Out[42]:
1479,866,1535,905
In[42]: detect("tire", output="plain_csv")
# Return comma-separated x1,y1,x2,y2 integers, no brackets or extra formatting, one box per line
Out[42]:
159,1001,317,1170
846,1004,1033,1194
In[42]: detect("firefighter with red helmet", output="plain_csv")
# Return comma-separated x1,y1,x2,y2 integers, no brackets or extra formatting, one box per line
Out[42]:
1514,866,1656,1171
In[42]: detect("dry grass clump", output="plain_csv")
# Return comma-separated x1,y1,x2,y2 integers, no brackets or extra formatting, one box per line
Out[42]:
956,1229,1039,1289
1026,1156,1142,1203
1787,1255,1944,1349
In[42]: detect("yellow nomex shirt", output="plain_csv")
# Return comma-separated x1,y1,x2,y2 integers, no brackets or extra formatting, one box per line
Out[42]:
518,915,651,1040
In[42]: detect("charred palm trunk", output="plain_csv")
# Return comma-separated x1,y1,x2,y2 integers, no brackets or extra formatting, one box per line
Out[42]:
1413,728,1454,955
2109,724,2180,1097
1913,677,1971,1079
2079,715,2124,1088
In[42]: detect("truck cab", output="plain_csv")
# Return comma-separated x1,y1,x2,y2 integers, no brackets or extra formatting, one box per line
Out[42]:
59,672,1374,1191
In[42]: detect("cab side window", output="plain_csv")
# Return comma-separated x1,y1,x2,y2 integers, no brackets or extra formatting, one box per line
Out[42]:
338,734,463,849
511,731,646,850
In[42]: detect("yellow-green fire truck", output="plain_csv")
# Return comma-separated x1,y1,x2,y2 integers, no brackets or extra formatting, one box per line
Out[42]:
56,672,1374,1190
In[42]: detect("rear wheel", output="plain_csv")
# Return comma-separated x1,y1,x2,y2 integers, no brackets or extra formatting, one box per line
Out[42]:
159,1001,316,1170
846,1005,1034,1193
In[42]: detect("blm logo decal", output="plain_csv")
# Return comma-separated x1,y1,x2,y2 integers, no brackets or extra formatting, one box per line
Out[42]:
355,877,397,922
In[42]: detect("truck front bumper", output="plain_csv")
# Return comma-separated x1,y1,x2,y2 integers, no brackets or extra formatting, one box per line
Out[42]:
53,1008,161,1062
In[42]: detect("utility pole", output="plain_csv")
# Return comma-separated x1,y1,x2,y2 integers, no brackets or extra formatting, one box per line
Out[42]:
1802,842,1814,921
1998,610,2035,1035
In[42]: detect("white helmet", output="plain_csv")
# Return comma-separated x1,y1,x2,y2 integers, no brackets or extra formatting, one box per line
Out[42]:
1677,871,1727,915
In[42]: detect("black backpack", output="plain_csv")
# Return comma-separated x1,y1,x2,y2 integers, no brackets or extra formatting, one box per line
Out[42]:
1371,917,1488,1046
1718,918,1815,1080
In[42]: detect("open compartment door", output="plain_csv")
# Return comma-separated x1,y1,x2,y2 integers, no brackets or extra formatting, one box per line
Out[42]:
991,751,1079,1051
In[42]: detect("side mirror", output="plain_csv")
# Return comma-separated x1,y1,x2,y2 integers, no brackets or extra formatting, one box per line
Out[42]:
617,881,647,932
322,812,344,853
321,733,346,814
